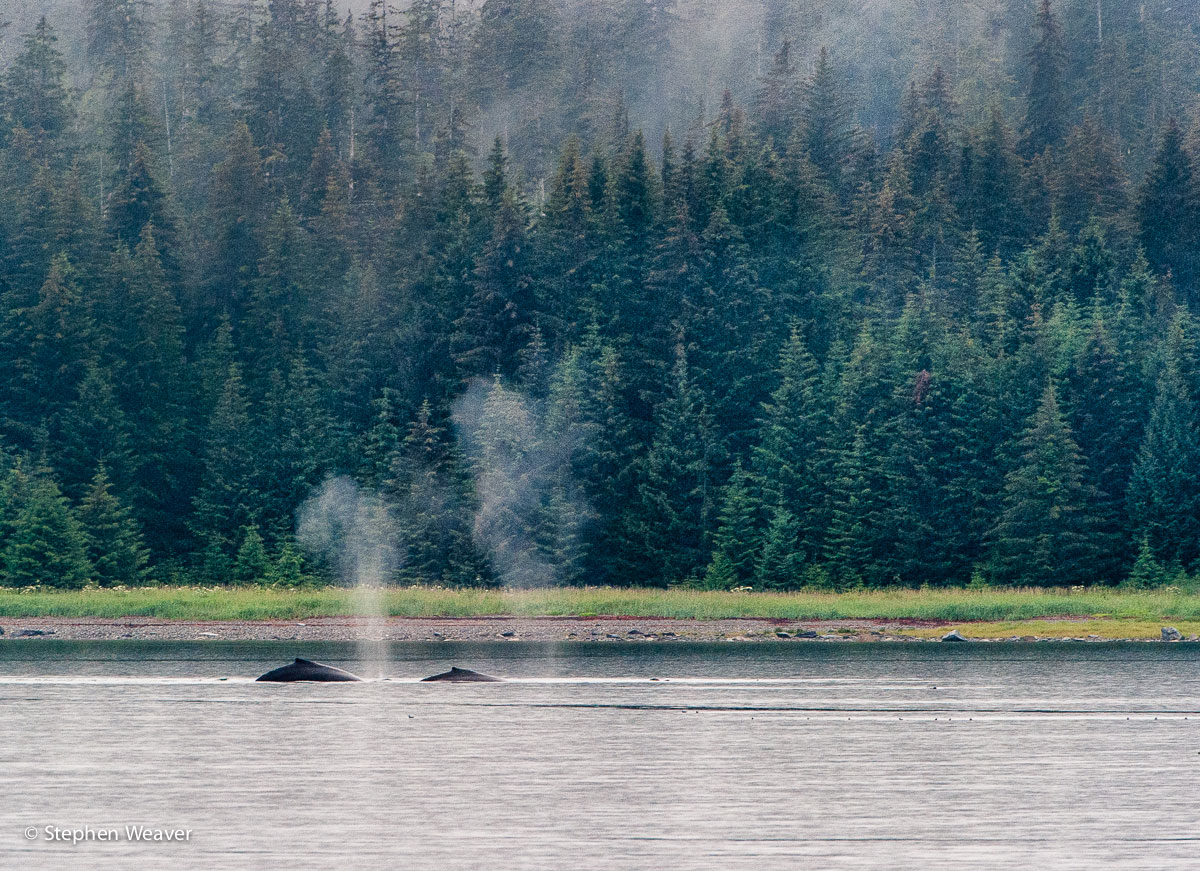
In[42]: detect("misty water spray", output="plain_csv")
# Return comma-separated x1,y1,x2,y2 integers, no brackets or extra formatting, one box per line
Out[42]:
297,476,400,677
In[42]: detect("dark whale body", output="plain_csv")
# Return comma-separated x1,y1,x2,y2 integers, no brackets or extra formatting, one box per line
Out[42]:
256,658,362,682
421,666,503,682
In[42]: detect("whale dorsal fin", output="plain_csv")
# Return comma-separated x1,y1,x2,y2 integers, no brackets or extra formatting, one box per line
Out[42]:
295,658,314,665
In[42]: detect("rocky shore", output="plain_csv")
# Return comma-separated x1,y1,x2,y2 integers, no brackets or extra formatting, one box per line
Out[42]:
0,616,1195,643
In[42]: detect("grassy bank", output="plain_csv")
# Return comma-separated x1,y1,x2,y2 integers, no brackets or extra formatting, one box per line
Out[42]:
0,585,1198,625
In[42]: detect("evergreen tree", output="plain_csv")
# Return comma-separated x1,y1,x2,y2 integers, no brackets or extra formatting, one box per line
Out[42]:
1125,536,1172,589
824,425,887,588
268,541,307,586
190,362,259,580
78,465,150,586
87,0,151,83
233,524,270,584
1,255,97,445
801,47,855,196
1022,0,1068,157
320,9,354,154
705,462,758,587
55,365,133,501
958,110,1023,257
751,327,832,559
1,463,92,588
1053,117,1128,238
1064,311,1144,580
574,336,637,586
107,143,180,271
631,347,716,586
755,40,800,148
755,502,806,590
2,18,72,153
987,383,1108,586
182,0,223,126
246,199,311,373
205,122,266,318
1138,119,1200,297
452,191,535,380
390,398,478,586
701,550,737,591
1127,329,1200,568
255,353,333,542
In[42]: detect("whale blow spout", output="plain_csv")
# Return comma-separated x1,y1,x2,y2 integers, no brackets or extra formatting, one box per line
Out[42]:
421,666,503,682
256,658,363,682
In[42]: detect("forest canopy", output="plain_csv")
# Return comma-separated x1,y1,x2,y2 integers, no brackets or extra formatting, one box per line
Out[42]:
1,0,1200,590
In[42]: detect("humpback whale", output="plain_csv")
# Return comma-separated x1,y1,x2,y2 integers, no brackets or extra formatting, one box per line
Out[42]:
421,666,503,682
256,658,362,682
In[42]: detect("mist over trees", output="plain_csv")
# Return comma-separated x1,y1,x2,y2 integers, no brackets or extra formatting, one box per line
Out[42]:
1,0,1199,588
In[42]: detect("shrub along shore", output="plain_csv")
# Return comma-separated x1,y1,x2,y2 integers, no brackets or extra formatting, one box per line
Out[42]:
0,586,1198,629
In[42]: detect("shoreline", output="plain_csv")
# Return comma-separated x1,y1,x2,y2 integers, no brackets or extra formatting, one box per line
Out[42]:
1,615,1196,643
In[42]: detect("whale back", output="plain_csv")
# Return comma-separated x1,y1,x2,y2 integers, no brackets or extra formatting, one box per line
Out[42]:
421,666,503,682
256,659,362,682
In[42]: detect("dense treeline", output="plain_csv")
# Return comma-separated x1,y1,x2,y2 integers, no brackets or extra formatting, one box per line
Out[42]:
1,0,1199,589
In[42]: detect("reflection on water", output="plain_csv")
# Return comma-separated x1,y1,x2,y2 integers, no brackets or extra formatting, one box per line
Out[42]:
2,642,1199,869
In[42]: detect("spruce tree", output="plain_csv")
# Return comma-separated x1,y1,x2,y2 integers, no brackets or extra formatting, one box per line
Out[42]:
701,550,737,591
1,463,92,588
1127,331,1200,568
107,144,181,279
2,18,72,152
574,336,637,586
246,199,311,374
390,398,478,586
802,47,855,195
1021,0,1068,157
3,255,97,442
86,0,151,83
190,363,259,580
268,541,307,586
1064,313,1145,581
362,388,403,488
233,525,270,584
987,383,1107,586
255,353,333,542
111,227,190,552
755,40,800,148
452,192,535,380
705,462,759,587
1053,118,1128,238
542,348,595,585
632,347,716,586
55,364,133,501
78,465,149,587
1138,119,1199,296
754,503,806,590
751,327,831,559
958,110,1023,257
1125,537,1171,589
205,122,266,318
823,425,884,588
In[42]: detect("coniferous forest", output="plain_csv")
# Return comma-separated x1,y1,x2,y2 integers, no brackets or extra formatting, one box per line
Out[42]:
2,0,1200,590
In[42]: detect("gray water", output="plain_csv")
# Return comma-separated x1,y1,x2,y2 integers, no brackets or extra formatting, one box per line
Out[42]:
1,641,1198,869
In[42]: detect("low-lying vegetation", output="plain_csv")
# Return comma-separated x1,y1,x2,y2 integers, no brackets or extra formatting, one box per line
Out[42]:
1,585,1199,625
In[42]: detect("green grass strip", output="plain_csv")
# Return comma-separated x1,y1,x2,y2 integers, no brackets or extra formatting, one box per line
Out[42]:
0,585,1198,623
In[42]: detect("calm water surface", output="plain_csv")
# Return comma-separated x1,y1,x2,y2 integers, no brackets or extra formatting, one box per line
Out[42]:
1,641,1198,869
